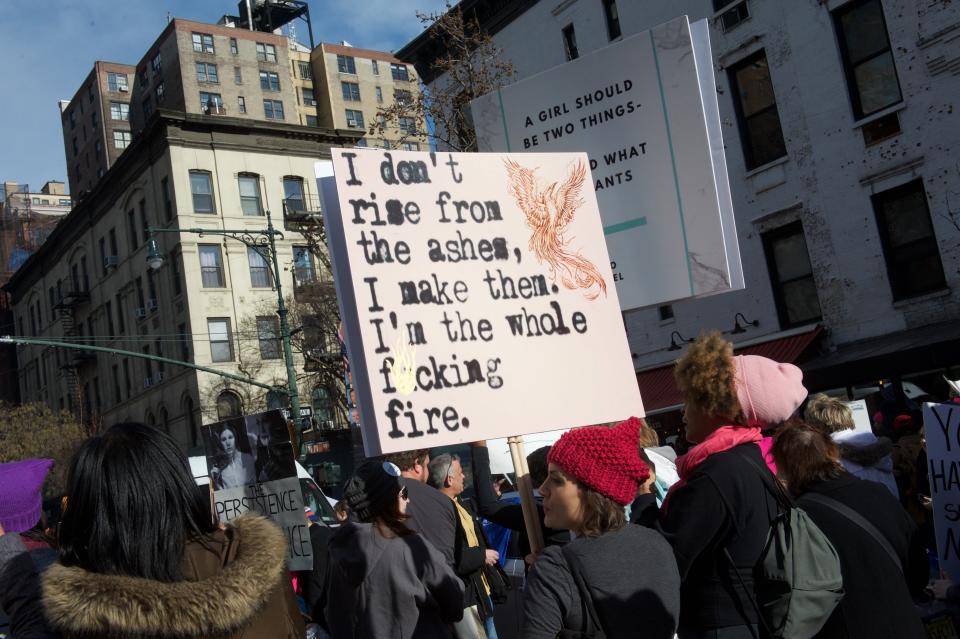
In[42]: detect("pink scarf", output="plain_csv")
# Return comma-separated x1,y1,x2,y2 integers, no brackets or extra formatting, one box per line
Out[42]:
662,425,762,512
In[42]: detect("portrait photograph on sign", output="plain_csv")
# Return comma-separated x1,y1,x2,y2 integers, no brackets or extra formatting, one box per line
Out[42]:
319,149,642,456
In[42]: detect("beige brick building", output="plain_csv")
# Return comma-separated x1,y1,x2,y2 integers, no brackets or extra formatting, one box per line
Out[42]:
311,43,427,150
8,111,358,449
59,62,137,197
129,19,299,134
289,42,320,127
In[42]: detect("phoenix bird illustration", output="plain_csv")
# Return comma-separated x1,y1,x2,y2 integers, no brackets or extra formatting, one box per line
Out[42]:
504,159,607,300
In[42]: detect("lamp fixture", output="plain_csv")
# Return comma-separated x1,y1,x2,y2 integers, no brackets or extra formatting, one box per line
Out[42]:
667,330,694,351
145,237,165,271
731,312,759,334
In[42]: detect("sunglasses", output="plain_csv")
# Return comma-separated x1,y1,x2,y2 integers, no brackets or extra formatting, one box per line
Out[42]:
400,485,409,501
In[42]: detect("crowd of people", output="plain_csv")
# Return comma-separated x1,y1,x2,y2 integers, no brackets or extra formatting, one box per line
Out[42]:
0,331,949,638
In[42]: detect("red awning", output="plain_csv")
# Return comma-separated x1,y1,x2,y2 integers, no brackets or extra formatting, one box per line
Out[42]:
637,326,824,413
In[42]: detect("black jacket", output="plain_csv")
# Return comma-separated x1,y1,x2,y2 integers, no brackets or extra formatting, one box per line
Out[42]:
401,477,458,566
640,443,777,632
798,473,927,639
303,523,335,629
470,446,569,552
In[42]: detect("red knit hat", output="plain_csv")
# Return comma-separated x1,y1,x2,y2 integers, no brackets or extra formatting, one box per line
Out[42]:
547,417,650,505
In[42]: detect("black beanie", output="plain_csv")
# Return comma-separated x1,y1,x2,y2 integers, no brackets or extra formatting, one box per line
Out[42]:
344,460,401,522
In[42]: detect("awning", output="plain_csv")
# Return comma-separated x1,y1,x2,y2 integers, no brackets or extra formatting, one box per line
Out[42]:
637,326,825,413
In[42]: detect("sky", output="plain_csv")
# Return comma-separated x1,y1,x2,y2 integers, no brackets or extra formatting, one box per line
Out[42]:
0,0,450,194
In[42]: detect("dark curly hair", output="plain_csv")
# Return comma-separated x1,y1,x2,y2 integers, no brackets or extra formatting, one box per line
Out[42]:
674,331,744,424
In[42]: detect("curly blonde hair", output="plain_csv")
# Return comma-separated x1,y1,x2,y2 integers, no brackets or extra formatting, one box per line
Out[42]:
803,394,854,435
674,331,744,423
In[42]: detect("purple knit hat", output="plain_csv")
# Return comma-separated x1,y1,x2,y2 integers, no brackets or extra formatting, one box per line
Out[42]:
0,459,54,533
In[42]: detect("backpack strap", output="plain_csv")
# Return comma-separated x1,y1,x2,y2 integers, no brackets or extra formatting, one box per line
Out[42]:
800,492,903,575
738,447,794,511
722,547,767,639
560,545,604,637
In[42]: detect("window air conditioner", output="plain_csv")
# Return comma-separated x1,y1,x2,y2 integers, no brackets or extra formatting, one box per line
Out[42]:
119,86,129,92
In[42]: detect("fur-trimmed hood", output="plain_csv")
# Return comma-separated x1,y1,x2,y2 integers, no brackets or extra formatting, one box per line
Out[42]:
42,514,292,639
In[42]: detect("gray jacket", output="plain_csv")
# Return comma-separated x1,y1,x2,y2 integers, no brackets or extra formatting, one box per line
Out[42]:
325,522,464,639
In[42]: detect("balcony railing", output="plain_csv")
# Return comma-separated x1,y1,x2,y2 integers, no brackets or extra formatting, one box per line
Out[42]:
282,194,322,229
54,289,90,309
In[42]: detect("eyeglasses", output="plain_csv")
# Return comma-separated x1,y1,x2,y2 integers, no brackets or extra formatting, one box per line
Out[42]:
399,485,409,501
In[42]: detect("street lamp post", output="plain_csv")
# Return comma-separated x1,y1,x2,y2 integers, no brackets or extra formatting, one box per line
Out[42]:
146,209,306,454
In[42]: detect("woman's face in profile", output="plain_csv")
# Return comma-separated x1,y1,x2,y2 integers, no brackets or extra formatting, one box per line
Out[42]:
220,429,236,455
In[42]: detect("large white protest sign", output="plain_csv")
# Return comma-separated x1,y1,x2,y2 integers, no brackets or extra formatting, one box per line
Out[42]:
204,409,312,570
471,15,742,311
924,402,960,583
320,149,643,456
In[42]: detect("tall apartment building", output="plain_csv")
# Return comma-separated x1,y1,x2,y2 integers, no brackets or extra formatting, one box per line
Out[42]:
400,0,960,435
311,43,427,150
59,62,137,197
0,181,71,404
7,111,359,449
129,19,299,134
289,41,320,127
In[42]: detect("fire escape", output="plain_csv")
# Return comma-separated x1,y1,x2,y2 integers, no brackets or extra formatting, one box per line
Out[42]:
55,284,93,421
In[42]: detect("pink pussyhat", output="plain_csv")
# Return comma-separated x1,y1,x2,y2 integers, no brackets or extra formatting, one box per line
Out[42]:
734,355,807,429
0,458,54,533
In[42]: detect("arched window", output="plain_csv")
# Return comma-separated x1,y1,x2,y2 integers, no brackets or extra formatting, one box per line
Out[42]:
160,407,169,434
266,389,285,411
184,395,198,446
146,411,156,427
311,387,332,423
217,390,243,420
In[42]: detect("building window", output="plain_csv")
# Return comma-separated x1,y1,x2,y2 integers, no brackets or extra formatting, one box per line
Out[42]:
199,244,225,288
171,250,183,295
337,55,356,74
390,63,409,82
303,114,318,128
139,199,149,243
256,42,277,63
263,99,284,120
208,319,234,362
142,96,153,119
728,50,787,170
216,390,243,419
115,292,125,334
178,322,190,362
312,387,333,423
762,221,822,329
872,179,946,300
302,87,316,106
395,90,413,108
345,109,364,129
196,62,219,83
192,32,215,54
199,91,224,114
293,245,316,286
341,81,361,101
259,70,281,91
151,52,162,73
230,37,238,54
298,61,312,80
72,137,78,156
402,142,420,151
283,176,306,213
112,130,131,149
398,116,417,135
257,316,281,359
372,59,379,75
234,66,242,84
190,171,215,213
238,96,246,113
248,247,271,288
562,24,579,60
602,0,622,40
91,110,98,129
375,86,383,103
715,0,750,32
833,0,902,120
161,176,172,220
238,174,263,215
155,82,165,102
107,72,128,92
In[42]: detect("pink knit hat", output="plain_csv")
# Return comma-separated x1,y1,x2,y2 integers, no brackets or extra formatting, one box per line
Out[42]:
733,355,807,428
548,417,650,505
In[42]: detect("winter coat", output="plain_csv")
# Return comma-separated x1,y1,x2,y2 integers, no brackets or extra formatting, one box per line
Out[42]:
0,532,58,639
520,524,680,639
41,514,304,639
641,443,778,633
798,473,927,639
324,521,464,639
402,477,459,565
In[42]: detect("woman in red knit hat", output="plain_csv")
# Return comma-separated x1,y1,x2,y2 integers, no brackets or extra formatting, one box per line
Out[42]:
519,416,680,639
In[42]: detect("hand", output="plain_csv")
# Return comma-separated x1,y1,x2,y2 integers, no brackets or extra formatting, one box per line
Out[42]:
484,549,500,566
524,551,541,566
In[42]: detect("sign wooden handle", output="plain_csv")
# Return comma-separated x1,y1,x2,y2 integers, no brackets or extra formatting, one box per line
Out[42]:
508,435,546,554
